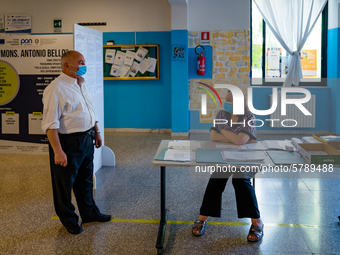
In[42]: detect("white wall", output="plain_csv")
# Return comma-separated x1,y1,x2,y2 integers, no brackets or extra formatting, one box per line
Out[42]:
188,0,250,31
1,0,171,33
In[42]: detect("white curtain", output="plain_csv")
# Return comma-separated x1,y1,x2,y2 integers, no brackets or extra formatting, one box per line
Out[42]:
253,0,328,87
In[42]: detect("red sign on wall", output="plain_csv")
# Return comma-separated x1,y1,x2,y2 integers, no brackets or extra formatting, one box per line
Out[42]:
200,31,210,45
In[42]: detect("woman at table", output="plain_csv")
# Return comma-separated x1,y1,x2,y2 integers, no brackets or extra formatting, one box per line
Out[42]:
192,90,264,242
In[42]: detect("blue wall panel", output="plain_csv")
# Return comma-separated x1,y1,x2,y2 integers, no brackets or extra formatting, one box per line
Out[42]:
327,27,340,133
103,31,171,129
103,32,135,45
171,30,189,133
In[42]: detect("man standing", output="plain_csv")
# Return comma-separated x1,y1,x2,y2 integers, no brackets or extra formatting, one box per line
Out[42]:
42,50,111,235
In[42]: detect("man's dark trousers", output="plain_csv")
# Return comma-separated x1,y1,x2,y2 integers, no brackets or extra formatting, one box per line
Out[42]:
49,130,101,228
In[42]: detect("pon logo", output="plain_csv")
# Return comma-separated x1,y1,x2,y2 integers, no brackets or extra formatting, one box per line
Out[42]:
21,39,32,45
199,83,312,116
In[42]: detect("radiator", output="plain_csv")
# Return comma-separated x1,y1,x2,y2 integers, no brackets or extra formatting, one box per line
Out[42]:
269,95,316,128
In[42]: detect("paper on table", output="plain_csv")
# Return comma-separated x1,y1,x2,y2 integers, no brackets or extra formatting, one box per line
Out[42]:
222,151,265,162
138,59,151,74
168,141,201,150
215,144,240,150
239,142,267,151
105,49,115,64
262,140,285,150
124,50,135,67
291,137,303,149
135,47,148,62
302,136,322,144
163,149,191,161
112,51,125,69
147,57,157,73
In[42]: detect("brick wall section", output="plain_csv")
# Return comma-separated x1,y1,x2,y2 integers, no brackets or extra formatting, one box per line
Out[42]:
189,30,250,124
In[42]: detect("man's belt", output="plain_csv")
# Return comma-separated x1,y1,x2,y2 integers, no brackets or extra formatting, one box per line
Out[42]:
60,127,94,137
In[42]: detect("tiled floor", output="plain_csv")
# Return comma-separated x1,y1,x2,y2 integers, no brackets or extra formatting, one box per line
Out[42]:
0,132,340,255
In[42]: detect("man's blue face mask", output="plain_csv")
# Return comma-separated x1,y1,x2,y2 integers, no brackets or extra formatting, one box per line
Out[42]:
69,63,87,76
224,102,233,113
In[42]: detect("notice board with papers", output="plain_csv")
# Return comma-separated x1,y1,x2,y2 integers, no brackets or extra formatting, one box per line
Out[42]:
103,44,159,80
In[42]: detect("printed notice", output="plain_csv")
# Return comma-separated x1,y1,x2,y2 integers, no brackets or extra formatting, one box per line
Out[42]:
29,112,44,135
147,57,157,73
110,65,120,77
112,51,125,69
135,47,148,62
138,59,151,74
119,65,130,77
129,61,139,77
2,112,19,134
267,50,280,70
105,49,116,64
124,51,135,67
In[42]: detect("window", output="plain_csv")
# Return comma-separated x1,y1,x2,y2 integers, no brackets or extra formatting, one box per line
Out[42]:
250,0,328,86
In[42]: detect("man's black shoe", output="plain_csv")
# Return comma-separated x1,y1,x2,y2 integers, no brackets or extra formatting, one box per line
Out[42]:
82,214,112,224
66,224,83,235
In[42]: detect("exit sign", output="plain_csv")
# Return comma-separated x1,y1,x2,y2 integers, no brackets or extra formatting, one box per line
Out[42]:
53,19,62,33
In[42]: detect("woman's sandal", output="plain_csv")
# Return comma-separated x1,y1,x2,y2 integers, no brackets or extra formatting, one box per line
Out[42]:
192,220,206,236
247,224,264,242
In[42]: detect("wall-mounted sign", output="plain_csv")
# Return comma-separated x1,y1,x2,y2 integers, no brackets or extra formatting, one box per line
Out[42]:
5,14,31,33
172,45,186,61
200,31,210,46
0,15,4,33
53,19,62,33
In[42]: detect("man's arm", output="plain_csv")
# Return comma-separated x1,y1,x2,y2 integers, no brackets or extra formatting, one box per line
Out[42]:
210,130,231,143
94,122,102,148
46,129,68,167
220,129,251,145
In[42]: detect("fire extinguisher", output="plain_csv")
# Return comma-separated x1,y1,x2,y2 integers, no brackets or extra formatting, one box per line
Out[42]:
195,45,205,75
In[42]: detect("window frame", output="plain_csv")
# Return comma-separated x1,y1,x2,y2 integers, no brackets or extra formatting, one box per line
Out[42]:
250,0,328,86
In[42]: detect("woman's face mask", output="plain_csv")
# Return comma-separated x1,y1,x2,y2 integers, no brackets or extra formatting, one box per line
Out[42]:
224,102,233,113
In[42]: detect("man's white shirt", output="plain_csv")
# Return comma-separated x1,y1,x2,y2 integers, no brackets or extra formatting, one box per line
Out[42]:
41,72,97,134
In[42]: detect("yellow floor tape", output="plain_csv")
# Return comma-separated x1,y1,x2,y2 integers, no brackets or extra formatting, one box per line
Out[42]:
50,216,317,228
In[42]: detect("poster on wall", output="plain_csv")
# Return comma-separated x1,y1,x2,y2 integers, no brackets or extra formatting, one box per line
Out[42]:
0,34,72,154
300,49,317,77
266,47,281,78
0,15,4,33
5,14,31,33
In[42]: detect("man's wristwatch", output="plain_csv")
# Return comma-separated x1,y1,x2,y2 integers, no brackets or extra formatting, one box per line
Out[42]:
94,129,100,134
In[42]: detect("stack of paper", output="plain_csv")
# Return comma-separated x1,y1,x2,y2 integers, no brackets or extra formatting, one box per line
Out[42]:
262,140,285,150
291,137,303,149
319,135,340,142
215,143,240,150
222,151,265,162
163,149,191,161
302,136,322,144
239,142,267,151
168,140,201,150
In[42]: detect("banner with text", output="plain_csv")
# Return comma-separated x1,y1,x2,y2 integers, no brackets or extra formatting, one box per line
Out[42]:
0,34,72,154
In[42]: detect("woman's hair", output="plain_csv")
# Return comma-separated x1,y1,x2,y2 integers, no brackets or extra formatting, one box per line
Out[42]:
226,90,250,114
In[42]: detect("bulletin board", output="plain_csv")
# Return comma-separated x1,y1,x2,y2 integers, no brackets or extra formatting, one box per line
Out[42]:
103,44,159,80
